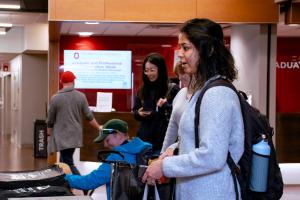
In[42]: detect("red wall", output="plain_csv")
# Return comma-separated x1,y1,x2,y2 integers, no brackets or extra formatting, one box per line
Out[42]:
60,36,178,111
276,37,300,113
60,36,300,113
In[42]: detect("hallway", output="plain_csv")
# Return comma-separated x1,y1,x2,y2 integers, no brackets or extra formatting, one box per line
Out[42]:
0,134,47,171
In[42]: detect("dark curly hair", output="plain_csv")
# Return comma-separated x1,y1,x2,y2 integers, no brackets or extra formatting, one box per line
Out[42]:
180,18,237,88
138,53,169,101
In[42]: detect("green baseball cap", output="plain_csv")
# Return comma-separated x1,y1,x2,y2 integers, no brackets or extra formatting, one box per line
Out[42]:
93,119,128,143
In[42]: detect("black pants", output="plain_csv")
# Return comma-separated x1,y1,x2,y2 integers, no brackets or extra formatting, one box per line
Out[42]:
60,148,80,175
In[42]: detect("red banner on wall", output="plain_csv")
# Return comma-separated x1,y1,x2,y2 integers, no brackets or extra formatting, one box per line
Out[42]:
276,38,300,113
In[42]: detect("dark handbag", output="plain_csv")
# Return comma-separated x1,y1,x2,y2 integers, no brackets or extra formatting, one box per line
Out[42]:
98,149,175,200
111,161,147,200
98,150,147,200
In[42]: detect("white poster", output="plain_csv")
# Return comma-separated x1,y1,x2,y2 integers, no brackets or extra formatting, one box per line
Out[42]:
63,50,132,89
96,92,113,112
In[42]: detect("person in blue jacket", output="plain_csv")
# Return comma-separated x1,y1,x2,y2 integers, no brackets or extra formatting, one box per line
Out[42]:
64,118,152,199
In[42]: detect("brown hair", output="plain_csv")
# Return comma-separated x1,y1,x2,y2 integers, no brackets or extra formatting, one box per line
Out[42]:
180,18,237,88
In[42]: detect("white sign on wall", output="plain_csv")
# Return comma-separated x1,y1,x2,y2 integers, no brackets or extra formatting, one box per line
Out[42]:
64,50,132,89
96,92,113,112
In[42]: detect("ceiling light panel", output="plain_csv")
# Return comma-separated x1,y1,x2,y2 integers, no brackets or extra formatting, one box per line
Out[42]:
68,22,109,35
85,22,99,25
0,27,6,35
0,5,20,9
0,0,20,9
78,32,93,36
0,23,12,27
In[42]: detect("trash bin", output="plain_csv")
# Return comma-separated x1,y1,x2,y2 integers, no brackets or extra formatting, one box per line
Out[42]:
34,119,47,158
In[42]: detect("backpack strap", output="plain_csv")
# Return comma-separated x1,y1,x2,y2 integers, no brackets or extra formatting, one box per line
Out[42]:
227,152,240,200
97,150,125,164
194,78,237,147
165,82,177,99
194,78,240,200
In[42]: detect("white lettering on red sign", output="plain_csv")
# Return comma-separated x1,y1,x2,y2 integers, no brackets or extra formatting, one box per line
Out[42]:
276,61,300,69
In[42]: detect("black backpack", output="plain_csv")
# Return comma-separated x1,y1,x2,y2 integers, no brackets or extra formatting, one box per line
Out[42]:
194,78,283,200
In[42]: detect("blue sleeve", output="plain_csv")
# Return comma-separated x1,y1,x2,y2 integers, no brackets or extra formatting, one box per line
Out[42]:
64,163,111,190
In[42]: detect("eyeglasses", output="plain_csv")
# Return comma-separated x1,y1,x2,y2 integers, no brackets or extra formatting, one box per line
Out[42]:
144,68,158,74
101,129,117,135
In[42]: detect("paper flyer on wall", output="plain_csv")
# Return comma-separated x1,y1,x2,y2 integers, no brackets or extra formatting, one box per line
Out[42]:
96,92,113,112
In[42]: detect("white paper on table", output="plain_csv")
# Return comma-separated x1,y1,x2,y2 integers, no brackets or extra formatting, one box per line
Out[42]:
89,106,97,112
96,92,113,112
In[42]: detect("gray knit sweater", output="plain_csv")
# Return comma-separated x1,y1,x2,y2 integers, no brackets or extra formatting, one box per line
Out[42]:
162,86,244,200
47,86,94,153
161,87,189,152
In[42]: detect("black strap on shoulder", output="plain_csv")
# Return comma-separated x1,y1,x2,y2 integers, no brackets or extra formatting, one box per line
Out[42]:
194,78,236,148
97,150,125,163
194,78,240,200
227,152,240,200
165,82,177,99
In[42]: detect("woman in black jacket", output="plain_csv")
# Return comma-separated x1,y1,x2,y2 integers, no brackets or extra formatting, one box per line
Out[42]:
133,53,179,155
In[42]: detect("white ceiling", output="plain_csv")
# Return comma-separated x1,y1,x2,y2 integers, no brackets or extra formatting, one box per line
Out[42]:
1,10,299,37
59,21,300,37
0,11,300,63
60,22,181,37
0,53,17,62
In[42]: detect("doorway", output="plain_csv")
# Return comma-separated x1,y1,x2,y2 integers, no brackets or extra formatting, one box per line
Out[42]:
0,72,11,136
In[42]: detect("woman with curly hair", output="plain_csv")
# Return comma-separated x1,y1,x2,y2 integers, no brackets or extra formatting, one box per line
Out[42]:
143,18,244,200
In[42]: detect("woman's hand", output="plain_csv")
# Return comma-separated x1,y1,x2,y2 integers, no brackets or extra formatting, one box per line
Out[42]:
138,107,152,117
159,148,174,160
156,98,167,108
142,159,163,185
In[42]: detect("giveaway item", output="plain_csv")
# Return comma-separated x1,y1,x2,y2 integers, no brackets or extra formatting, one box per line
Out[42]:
0,185,73,199
0,165,67,190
